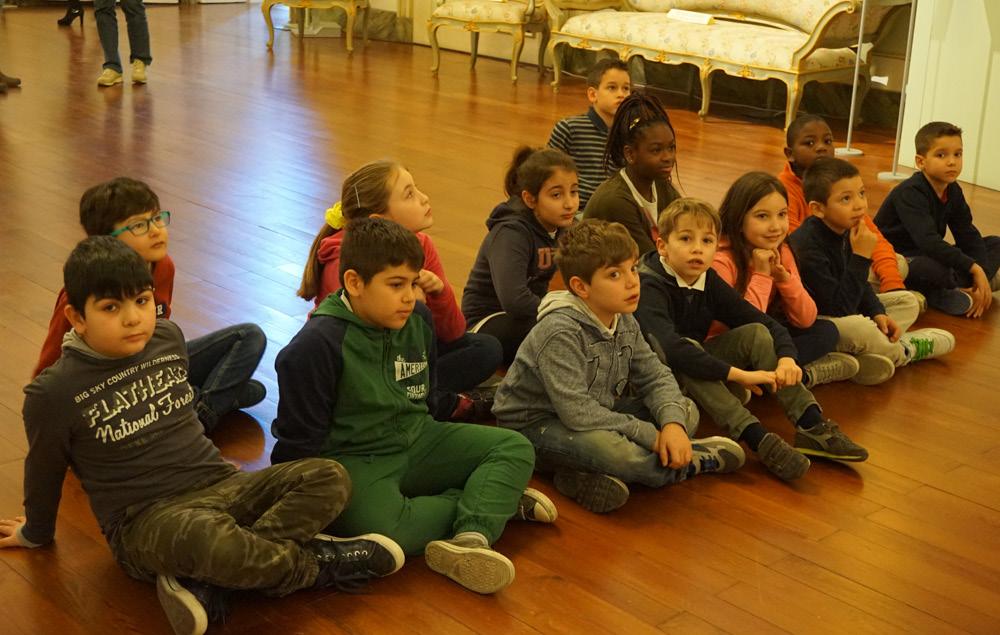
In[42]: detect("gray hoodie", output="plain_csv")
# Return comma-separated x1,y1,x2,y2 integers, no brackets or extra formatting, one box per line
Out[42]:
493,291,692,450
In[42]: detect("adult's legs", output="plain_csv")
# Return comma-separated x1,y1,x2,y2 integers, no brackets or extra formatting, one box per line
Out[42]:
120,0,152,66
93,0,123,72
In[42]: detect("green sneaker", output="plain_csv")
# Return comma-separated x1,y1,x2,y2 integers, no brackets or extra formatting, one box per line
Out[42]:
902,328,955,363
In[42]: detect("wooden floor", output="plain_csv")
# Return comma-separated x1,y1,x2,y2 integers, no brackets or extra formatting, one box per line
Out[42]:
3,5,1000,634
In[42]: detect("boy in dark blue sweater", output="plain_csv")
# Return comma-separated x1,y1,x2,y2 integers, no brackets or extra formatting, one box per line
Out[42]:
789,157,956,385
635,199,869,481
875,121,1000,317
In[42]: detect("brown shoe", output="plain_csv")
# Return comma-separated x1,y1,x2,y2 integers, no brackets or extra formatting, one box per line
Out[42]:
0,71,20,88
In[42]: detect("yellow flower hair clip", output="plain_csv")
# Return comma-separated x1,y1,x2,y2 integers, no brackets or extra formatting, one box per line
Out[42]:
325,201,346,230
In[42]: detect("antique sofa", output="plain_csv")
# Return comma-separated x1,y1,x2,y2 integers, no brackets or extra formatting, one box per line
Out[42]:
543,0,908,128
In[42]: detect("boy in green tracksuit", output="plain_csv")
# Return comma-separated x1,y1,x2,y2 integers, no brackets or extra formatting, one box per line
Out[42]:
272,217,556,594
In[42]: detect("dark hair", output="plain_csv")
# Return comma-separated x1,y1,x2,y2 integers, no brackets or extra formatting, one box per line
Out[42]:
339,217,424,289
64,236,154,315
718,172,789,294
785,113,829,148
915,121,963,155
556,219,638,286
656,198,720,237
299,160,403,300
587,58,630,88
802,157,860,205
79,177,161,236
503,146,578,199
604,90,676,173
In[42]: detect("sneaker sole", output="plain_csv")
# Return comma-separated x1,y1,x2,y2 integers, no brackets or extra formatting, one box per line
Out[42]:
98,79,123,87
424,541,515,594
553,471,629,513
314,533,406,575
851,353,896,385
156,575,208,635
521,487,558,523
796,446,869,462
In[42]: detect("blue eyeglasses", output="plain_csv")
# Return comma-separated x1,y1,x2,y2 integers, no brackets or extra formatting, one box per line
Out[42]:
110,210,172,237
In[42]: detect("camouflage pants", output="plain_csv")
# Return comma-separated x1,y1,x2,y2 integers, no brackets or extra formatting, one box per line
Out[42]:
110,458,351,596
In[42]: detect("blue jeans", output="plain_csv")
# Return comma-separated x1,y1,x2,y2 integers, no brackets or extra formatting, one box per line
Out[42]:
905,235,1000,292
94,0,151,72
787,318,839,366
515,397,700,489
187,323,267,432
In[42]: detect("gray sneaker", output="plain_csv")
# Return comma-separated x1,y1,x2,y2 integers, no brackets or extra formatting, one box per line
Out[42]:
757,432,811,480
424,533,515,594
851,353,896,385
794,419,868,462
553,470,629,513
688,436,746,476
902,328,955,363
804,352,860,388
513,487,558,523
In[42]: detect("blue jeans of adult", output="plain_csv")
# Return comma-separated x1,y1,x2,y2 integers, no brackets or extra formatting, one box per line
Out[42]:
94,0,152,72
513,396,701,489
187,323,267,433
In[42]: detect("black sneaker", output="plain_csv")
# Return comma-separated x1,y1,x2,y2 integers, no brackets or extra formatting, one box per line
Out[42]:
156,575,231,635
553,470,629,513
687,436,746,476
236,379,266,409
757,432,811,481
795,419,869,462
306,533,405,591
512,487,558,522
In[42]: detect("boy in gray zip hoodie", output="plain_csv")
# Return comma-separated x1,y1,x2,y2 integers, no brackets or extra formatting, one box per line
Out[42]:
493,220,746,513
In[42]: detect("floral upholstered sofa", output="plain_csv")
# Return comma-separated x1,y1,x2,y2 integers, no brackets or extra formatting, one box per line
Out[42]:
543,0,908,128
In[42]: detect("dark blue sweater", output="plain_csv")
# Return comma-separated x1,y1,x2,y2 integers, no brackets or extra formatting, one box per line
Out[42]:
875,171,988,274
634,251,798,381
788,216,885,318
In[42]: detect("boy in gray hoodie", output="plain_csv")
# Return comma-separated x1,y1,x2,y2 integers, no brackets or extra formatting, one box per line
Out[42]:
493,220,746,513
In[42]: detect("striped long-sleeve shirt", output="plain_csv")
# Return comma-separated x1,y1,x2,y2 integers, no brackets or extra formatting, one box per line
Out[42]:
547,106,610,210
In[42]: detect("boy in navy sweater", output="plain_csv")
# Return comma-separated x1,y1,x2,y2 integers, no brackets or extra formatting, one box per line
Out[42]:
635,199,869,481
790,157,955,385
875,121,1000,317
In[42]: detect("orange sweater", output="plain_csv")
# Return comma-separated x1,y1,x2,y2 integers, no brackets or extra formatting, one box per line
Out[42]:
779,162,905,292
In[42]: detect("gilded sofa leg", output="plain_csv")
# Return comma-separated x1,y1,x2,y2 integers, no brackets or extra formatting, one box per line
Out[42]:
263,0,276,49
344,6,356,53
537,26,550,76
361,5,369,47
549,41,562,90
698,65,714,119
470,30,480,70
429,21,442,74
510,29,525,82
784,78,803,130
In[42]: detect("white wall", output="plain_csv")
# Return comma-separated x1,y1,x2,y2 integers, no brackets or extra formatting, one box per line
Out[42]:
899,0,1000,190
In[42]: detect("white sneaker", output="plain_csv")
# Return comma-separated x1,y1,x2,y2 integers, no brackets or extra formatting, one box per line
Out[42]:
132,59,147,84
424,532,515,594
902,328,956,363
851,353,895,385
804,352,860,388
97,68,123,87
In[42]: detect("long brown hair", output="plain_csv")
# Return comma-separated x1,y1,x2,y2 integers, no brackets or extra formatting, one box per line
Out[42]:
718,172,788,294
297,160,402,300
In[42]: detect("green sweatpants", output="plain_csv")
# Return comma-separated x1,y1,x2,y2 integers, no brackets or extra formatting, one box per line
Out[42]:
328,418,535,556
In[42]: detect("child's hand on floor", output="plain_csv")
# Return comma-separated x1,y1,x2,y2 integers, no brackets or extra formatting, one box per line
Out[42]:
966,264,993,318
0,516,27,548
729,368,777,396
653,423,692,469
774,357,802,388
873,314,901,342
417,269,445,296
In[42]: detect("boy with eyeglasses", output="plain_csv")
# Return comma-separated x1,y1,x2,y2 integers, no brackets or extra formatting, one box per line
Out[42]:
33,177,268,433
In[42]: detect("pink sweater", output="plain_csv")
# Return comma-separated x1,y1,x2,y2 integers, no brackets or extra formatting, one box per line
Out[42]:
710,240,817,337
315,230,466,343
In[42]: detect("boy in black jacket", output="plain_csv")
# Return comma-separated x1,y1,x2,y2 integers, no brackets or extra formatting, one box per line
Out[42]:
635,199,868,481
0,237,403,635
875,121,1000,318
